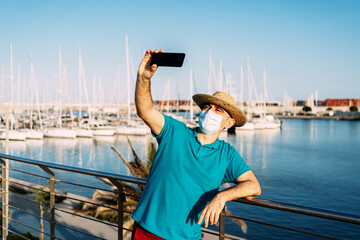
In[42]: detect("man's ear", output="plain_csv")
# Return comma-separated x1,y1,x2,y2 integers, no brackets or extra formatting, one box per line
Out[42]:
225,118,236,129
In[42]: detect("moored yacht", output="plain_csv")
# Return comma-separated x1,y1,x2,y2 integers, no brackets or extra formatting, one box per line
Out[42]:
43,128,77,139
80,119,115,136
0,129,26,141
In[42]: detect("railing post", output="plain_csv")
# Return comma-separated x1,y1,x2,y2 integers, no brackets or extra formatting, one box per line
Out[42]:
109,178,124,240
40,166,55,240
219,207,226,240
1,158,9,239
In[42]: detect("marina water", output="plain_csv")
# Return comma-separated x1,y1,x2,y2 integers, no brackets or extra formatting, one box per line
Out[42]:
1,119,359,239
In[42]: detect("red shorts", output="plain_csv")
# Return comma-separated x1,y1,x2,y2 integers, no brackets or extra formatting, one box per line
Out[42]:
132,222,164,240
131,222,202,240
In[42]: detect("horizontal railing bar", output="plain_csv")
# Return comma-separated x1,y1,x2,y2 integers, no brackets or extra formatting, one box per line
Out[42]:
55,221,108,240
124,192,141,199
0,153,147,185
8,191,50,210
226,214,339,240
8,217,54,238
7,229,32,240
8,203,50,223
62,195,118,211
9,180,48,194
123,210,133,215
8,167,49,180
223,236,243,240
56,178,116,193
236,197,360,225
201,229,220,236
55,208,118,228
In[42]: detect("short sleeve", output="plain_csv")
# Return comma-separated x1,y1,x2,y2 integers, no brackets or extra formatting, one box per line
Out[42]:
152,114,172,143
222,150,251,184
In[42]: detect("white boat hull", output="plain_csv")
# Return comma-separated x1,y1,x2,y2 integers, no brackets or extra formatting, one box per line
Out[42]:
92,128,115,136
24,130,44,139
75,129,94,138
236,122,255,131
115,126,150,136
44,128,76,139
0,130,26,141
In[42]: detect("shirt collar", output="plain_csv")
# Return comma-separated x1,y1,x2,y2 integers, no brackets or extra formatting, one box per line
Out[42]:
191,127,221,150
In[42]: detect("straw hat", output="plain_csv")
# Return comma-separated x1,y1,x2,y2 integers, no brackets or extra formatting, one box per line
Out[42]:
192,91,247,127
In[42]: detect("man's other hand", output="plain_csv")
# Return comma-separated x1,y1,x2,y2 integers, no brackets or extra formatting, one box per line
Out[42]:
197,194,225,228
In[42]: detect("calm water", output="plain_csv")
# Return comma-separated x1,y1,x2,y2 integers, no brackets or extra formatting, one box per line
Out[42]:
1,119,359,239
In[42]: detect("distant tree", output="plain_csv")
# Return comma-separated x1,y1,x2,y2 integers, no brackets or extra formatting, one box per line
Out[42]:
302,106,312,113
350,106,358,112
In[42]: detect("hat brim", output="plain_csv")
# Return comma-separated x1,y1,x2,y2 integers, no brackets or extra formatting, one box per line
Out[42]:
192,94,247,127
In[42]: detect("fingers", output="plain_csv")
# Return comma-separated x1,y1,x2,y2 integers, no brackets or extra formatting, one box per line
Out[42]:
198,206,221,228
198,209,205,226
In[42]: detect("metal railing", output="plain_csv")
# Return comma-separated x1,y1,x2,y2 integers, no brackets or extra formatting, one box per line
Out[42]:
0,153,359,240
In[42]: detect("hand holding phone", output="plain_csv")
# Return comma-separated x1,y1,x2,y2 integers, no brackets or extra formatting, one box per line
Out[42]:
150,52,185,67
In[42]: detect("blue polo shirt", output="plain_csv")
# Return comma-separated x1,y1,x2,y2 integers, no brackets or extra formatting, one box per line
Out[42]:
132,115,251,240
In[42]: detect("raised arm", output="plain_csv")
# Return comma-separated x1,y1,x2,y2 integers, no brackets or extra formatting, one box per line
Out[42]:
135,49,165,136
198,170,261,227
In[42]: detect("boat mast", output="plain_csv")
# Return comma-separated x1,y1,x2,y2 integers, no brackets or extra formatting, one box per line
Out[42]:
29,53,34,130
247,56,252,109
167,78,170,114
262,68,268,114
190,68,193,123
30,52,43,130
17,65,20,106
79,48,82,118
125,34,131,124
219,60,223,91
208,51,212,94
1,65,4,105
10,43,14,111
176,80,180,115
263,68,269,102
240,65,244,109
58,45,62,128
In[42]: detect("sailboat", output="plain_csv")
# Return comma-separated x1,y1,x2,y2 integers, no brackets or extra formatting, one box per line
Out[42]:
236,58,281,131
22,51,44,139
1,43,26,141
73,48,94,138
43,46,76,139
115,34,150,136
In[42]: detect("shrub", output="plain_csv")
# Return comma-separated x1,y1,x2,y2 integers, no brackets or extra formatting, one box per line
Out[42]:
302,106,312,112
350,106,358,112
8,232,39,240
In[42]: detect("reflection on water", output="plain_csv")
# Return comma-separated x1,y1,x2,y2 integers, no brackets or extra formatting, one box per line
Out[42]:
231,129,281,170
0,135,155,177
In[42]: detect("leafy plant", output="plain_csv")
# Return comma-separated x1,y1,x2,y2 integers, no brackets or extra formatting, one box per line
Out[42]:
302,106,312,112
33,181,67,240
350,106,358,112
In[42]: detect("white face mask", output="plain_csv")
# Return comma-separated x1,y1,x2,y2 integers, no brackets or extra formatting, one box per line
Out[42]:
198,110,223,135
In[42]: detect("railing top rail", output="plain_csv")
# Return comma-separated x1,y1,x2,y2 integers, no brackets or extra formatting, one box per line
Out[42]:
237,198,360,225
0,153,146,185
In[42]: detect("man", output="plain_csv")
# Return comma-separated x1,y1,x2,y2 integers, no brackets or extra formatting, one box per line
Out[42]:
132,49,261,240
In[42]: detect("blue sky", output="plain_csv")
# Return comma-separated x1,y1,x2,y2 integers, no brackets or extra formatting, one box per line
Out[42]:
0,0,359,104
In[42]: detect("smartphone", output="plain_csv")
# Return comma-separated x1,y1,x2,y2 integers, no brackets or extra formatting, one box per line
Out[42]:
150,52,185,67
